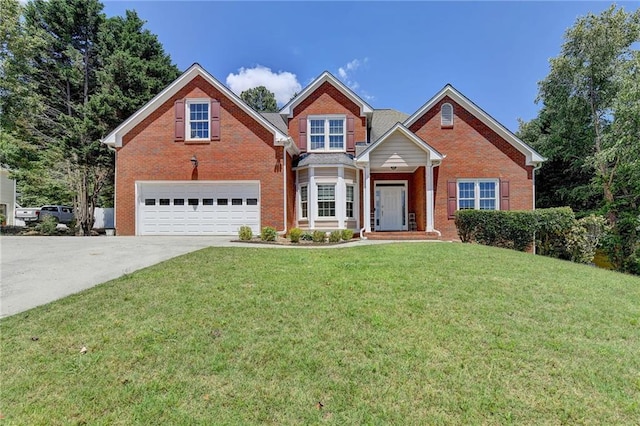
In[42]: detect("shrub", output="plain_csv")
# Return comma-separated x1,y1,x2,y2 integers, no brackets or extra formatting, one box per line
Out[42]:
0,213,6,225
566,215,610,264
260,226,277,242
312,230,326,243
36,216,58,236
289,228,302,243
341,229,354,241
455,210,536,251
534,207,577,259
301,232,313,241
238,226,253,241
328,230,342,243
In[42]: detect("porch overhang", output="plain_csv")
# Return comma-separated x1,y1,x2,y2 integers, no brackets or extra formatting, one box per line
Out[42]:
355,123,444,172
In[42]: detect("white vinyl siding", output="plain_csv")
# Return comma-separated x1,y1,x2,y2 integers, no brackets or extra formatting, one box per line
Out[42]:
370,133,427,170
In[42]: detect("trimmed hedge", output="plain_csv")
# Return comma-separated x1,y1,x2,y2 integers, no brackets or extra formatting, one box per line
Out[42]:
455,207,610,265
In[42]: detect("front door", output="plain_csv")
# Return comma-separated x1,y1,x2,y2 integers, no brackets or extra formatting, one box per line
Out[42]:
378,186,405,231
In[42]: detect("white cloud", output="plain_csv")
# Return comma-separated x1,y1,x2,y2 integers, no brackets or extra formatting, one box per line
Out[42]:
226,65,302,106
336,58,372,100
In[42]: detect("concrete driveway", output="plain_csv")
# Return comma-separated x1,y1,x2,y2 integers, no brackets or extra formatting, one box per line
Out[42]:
0,236,233,318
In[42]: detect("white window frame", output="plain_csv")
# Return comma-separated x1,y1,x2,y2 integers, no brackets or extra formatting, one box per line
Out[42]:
317,183,336,218
441,103,453,127
299,184,308,219
457,179,499,211
186,99,210,141
346,184,354,218
307,115,346,152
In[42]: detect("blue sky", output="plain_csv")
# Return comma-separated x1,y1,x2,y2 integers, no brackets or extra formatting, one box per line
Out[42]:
103,1,635,132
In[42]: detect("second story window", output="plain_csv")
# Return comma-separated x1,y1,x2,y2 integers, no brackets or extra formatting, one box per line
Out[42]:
308,115,345,151
187,100,210,140
441,103,453,128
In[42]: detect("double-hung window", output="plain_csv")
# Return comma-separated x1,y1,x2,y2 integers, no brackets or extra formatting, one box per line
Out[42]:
308,116,345,151
346,185,354,218
300,185,308,219
458,180,498,210
187,100,210,140
317,184,336,217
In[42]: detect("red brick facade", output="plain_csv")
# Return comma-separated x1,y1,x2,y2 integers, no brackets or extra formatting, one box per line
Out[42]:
114,75,286,235
106,65,540,239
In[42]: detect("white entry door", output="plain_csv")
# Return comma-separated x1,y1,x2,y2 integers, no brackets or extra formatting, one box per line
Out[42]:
378,186,405,231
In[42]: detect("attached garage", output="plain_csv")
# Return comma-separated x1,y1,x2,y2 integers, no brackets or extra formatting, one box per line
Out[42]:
136,181,260,236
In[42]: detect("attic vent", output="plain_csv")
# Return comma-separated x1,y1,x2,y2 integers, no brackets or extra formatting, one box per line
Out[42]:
441,103,453,127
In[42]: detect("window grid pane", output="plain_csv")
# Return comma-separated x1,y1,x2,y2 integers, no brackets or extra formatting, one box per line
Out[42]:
346,185,354,218
189,102,209,139
300,186,308,218
317,184,335,217
458,182,475,209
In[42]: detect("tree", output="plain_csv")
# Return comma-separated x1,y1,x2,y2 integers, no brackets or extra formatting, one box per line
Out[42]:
2,0,180,234
519,5,640,273
240,86,278,112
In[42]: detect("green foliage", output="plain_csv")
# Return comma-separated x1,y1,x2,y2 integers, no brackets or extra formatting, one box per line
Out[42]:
602,212,640,274
238,226,252,241
240,86,278,112
455,210,537,251
300,232,313,241
312,230,326,243
341,229,354,241
566,215,611,264
260,226,277,242
35,215,58,235
328,230,342,243
288,227,302,243
0,213,6,225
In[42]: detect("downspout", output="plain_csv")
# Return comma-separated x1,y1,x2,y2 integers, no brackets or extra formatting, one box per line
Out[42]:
532,162,543,254
354,162,367,240
278,138,295,236
428,162,442,237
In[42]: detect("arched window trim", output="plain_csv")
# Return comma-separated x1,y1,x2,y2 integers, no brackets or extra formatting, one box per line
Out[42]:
441,103,453,128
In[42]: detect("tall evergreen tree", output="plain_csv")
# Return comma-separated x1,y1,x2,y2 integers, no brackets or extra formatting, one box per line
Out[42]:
2,0,179,233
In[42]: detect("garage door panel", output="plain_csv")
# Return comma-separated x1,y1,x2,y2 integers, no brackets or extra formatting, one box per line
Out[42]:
138,182,260,236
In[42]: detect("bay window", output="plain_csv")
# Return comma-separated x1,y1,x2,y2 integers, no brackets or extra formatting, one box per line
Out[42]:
317,184,336,217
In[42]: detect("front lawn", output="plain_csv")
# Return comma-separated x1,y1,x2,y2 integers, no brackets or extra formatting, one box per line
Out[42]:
1,243,639,424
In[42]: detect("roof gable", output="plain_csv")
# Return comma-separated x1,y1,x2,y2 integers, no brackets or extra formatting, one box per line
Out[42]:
356,123,443,163
404,84,545,166
102,63,289,148
279,71,373,118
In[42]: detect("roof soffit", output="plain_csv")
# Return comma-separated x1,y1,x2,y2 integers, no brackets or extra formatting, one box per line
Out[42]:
102,63,288,147
279,71,373,118
403,85,544,165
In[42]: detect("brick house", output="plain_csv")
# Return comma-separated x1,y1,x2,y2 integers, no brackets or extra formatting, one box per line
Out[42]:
102,63,544,239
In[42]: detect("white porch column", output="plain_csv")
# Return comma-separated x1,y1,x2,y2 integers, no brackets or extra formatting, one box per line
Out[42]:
337,166,345,229
426,162,435,232
308,167,315,229
364,164,372,233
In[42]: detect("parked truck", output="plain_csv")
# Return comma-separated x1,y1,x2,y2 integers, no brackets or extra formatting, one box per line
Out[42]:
14,205,40,224
14,205,75,225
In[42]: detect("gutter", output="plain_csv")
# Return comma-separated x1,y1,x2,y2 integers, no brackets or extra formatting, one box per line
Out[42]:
354,161,367,240
278,137,295,236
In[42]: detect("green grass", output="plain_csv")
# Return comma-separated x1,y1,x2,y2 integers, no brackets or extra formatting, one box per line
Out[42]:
1,243,639,424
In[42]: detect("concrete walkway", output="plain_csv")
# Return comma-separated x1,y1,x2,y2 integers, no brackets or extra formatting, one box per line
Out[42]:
0,235,416,318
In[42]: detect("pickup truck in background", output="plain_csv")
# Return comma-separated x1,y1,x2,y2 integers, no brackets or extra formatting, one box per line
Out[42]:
14,205,75,225
14,205,40,224
38,205,75,224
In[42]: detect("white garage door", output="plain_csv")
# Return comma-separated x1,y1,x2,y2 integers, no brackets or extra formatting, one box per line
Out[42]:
137,181,260,235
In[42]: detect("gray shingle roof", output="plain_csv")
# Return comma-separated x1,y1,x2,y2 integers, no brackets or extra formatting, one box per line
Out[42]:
294,153,355,168
260,112,288,134
370,109,409,142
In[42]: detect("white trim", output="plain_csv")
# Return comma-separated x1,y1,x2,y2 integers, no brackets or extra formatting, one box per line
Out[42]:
374,180,408,231
185,98,210,141
356,123,444,164
279,71,373,118
441,102,453,127
426,164,434,232
102,63,288,148
298,183,308,220
308,115,346,152
404,84,545,166
316,183,337,219
456,178,500,211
